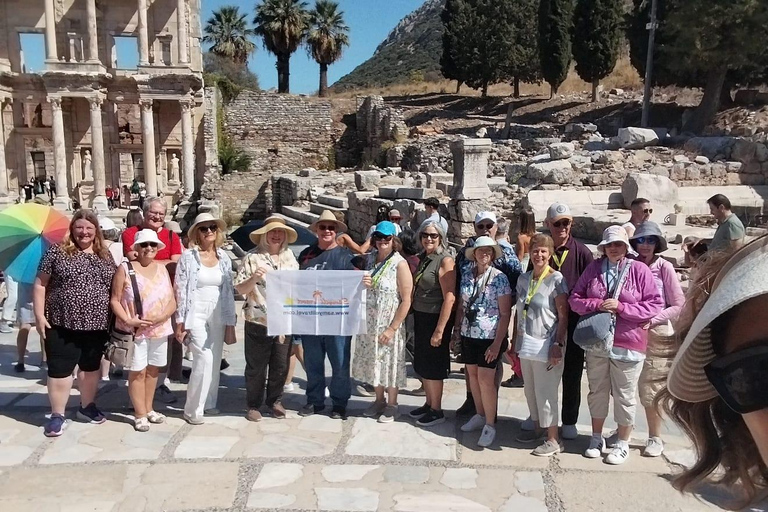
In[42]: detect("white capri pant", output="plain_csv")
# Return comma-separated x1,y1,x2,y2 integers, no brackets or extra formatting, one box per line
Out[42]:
520,357,564,428
129,337,168,372
184,298,225,420
585,353,643,427
2,274,18,323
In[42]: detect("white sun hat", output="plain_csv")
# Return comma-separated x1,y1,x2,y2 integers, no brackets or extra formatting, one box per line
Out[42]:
466,235,502,261
596,225,637,256
132,228,166,251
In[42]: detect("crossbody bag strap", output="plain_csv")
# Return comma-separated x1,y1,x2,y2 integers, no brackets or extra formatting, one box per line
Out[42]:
612,259,633,300
125,262,144,318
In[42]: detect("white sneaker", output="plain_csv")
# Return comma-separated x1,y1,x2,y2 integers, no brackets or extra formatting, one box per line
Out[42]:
283,383,295,392
606,444,630,465
605,429,619,448
561,424,578,440
461,414,486,432
584,435,605,458
0,323,13,333
643,437,664,457
477,424,496,447
520,416,535,431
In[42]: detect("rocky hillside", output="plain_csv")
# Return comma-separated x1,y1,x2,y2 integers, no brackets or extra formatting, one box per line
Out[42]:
332,0,445,91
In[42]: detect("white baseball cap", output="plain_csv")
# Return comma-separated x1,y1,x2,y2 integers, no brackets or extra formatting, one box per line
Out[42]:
547,203,573,222
474,211,497,225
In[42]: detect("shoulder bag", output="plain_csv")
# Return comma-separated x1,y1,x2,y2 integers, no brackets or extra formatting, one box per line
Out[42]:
573,259,633,355
105,262,144,367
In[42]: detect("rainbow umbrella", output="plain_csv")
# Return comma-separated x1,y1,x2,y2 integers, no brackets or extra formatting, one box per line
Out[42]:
0,204,69,284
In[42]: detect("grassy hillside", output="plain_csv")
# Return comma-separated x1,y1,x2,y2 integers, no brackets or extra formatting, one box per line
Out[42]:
332,0,445,90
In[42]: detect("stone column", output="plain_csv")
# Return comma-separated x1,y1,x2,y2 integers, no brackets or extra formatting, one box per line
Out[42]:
0,99,8,198
448,138,493,242
50,98,69,210
44,0,58,61
140,98,158,197
180,98,194,197
89,97,108,211
137,0,150,66
176,0,189,64
86,0,99,63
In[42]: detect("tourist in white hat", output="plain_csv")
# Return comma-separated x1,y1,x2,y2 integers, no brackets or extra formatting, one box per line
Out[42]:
233,216,299,422
663,236,768,506
175,213,237,424
453,236,512,448
455,210,523,418
110,229,176,431
569,225,663,464
99,216,124,266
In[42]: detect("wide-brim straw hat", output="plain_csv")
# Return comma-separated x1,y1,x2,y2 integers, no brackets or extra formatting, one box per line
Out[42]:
132,228,166,251
668,235,768,403
597,225,637,256
188,213,226,241
309,210,347,233
250,216,298,245
466,235,502,261
629,221,668,253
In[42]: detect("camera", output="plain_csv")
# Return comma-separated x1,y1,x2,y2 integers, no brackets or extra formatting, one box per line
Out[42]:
465,303,479,324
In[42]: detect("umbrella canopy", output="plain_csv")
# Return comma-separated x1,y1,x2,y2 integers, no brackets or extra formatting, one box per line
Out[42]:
0,204,69,284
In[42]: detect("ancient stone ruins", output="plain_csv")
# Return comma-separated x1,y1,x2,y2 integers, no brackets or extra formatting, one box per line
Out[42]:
0,0,204,211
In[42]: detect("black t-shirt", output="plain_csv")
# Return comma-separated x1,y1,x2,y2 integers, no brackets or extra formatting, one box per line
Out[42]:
23,184,33,200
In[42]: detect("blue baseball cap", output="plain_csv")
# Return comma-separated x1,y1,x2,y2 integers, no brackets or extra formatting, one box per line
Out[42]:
373,221,397,237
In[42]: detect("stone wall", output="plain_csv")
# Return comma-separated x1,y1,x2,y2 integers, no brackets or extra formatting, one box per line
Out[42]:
204,170,272,226
224,92,333,172
356,96,408,166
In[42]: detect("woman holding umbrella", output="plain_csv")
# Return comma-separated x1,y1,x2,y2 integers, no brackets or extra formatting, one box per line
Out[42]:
34,210,117,437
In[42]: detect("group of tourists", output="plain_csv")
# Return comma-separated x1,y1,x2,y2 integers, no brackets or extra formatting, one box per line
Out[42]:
19,176,56,204
5,188,767,501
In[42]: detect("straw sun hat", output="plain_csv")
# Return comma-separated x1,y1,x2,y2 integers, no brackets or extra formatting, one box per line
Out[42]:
249,216,298,245
668,235,768,402
187,213,226,241
309,210,347,233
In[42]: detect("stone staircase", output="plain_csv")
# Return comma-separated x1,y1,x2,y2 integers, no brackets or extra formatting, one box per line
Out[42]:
280,194,349,228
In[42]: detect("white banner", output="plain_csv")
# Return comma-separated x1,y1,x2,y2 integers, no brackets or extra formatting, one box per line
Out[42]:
266,270,368,336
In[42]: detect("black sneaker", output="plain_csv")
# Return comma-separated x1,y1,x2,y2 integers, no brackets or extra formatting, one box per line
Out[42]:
501,375,524,388
330,406,348,420
416,408,445,427
408,403,431,419
220,359,230,371
299,404,324,417
14,362,25,373
77,403,106,424
155,384,178,404
456,397,476,416
181,368,191,380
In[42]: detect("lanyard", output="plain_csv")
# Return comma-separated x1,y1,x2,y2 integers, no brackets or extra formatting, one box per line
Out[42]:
523,266,551,319
552,249,569,270
371,251,395,288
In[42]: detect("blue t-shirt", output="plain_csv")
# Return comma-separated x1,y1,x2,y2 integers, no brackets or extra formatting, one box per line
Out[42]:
298,244,355,271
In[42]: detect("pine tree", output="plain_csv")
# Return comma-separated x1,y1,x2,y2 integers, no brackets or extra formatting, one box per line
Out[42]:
538,0,574,98
572,0,622,102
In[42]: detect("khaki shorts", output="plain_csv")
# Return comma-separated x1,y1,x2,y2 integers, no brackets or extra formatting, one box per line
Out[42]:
639,356,672,408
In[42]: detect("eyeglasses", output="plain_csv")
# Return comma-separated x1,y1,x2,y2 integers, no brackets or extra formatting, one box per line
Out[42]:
420,232,440,240
148,210,166,217
552,219,571,228
705,345,768,414
198,225,218,234
373,235,393,242
138,242,158,248
475,223,494,230
643,208,654,214
635,236,658,246
318,224,337,232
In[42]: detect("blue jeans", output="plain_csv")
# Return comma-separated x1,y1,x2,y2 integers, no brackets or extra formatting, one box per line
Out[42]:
302,335,352,408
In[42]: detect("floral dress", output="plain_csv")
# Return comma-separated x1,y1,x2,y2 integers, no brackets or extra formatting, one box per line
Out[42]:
352,252,407,388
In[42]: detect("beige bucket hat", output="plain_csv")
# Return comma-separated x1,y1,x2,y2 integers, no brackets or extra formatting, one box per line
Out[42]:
309,210,347,233
249,216,298,245
668,235,768,402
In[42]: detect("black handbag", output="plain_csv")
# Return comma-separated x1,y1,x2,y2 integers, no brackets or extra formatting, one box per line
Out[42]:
104,262,143,366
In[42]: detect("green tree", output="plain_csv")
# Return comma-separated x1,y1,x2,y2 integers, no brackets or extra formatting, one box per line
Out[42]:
507,0,541,98
202,5,256,66
307,0,349,97
254,0,310,94
204,52,260,90
538,0,574,97
572,0,622,102
440,0,469,93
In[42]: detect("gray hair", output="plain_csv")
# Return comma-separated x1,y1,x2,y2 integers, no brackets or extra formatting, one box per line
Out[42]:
102,228,120,242
142,196,166,217
496,217,509,235
417,219,448,254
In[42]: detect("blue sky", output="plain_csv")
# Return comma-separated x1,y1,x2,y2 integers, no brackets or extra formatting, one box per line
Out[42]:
20,1,426,93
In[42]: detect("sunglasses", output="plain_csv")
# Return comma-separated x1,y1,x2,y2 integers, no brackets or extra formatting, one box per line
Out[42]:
420,232,440,240
475,223,494,230
634,236,658,246
318,224,337,232
705,345,768,414
198,225,218,234
389,216,402,222
643,208,654,214
373,235,393,242
138,242,158,249
552,219,571,228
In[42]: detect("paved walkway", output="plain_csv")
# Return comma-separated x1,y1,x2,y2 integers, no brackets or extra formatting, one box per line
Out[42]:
0,323,747,512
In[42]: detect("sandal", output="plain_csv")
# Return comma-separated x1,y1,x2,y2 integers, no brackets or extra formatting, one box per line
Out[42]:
146,411,166,424
134,416,150,432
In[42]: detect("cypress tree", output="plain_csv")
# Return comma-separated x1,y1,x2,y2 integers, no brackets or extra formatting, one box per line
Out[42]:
538,0,574,98
440,0,469,93
462,0,518,97
572,0,622,102
507,0,541,97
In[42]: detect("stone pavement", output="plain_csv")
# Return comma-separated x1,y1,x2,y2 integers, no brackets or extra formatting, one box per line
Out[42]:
0,324,746,512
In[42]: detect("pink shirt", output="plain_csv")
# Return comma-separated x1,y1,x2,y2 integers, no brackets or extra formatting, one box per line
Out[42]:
116,262,174,339
646,257,684,328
